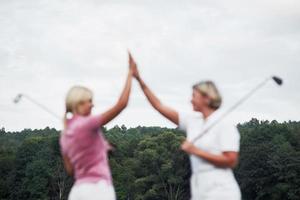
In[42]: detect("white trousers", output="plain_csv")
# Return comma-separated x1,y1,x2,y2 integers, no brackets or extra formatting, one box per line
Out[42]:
68,180,116,200
190,170,241,200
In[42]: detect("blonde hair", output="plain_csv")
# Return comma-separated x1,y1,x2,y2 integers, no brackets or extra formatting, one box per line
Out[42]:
63,86,93,128
193,81,222,109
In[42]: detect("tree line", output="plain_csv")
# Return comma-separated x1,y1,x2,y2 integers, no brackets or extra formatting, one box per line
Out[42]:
0,119,299,200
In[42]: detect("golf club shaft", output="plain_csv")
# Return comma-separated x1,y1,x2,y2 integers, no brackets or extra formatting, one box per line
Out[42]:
22,94,61,120
191,77,272,144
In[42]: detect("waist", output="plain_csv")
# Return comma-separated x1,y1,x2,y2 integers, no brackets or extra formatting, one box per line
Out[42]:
192,168,236,181
190,156,233,174
75,176,112,185
70,180,116,200
74,164,112,185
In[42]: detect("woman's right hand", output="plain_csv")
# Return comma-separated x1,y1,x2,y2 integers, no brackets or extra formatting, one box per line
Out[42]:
128,52,179,125
128,52,138,77
99,52,134,126
128,52,141,80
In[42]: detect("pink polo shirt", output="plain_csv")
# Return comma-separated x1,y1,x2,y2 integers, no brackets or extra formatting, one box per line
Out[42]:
60,114,113,185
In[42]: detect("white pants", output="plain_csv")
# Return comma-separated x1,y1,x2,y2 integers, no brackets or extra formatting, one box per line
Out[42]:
190,170,241,200
68,180,116,200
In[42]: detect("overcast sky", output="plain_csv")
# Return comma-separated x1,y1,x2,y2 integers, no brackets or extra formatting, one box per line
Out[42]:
0,0,299,131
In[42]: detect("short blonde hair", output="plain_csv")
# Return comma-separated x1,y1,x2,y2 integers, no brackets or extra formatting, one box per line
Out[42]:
63,86,93,128
193,81,222,109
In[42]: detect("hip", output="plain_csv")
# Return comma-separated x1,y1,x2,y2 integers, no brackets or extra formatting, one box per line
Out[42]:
68,180,116,200
190,170,241,200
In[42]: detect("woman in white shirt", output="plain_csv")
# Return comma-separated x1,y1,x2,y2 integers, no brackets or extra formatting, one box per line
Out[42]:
131,58,241,200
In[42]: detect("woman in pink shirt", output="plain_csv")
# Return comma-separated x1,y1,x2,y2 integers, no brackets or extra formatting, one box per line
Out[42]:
60,53,137,200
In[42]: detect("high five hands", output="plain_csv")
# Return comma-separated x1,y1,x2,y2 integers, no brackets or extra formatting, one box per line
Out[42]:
127,51,195,153
128,51,140,81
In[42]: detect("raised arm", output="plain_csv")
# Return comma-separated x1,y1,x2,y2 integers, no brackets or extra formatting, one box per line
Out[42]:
132,60,179,125
100,52,135,126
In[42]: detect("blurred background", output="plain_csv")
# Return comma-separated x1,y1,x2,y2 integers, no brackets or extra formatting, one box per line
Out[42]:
0,0,299,131
1,1,300,200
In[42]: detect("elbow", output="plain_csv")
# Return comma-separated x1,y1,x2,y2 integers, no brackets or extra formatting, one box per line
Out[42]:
66,168,73,176
227,159,238,169
62,155,74,176
64,164,73,176
221,152,239,169
217,158,238,169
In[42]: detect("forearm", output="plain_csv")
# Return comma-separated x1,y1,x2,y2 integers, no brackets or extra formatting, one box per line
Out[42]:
100,71,132,126
137,77,162,109
136,76,179,124
192,149,237,168
117,71,133,108
62,155,73,176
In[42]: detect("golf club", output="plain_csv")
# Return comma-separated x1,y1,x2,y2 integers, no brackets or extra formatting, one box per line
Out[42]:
190,76,283,144
13,93,61,120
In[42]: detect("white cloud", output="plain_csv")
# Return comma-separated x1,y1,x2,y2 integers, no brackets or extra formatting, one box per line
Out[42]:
0,0,299,131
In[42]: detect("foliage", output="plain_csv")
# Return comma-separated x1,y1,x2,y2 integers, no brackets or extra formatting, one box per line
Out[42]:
0,119,299,200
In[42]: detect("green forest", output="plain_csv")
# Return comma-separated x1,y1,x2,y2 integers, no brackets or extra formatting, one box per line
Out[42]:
0,118,299,200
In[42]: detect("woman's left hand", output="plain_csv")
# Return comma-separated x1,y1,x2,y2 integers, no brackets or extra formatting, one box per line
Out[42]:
181,139,198,155
128,51,137,75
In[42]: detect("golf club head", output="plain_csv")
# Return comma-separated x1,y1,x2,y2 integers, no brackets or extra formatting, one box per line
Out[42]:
272,76,283,86
13,94,23,104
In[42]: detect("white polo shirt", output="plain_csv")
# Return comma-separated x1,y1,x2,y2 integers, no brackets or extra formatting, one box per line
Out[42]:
179,109,240,174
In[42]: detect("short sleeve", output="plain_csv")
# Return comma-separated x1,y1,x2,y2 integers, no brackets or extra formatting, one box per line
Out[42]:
84,114,102,130
219,124,240,152
178,112,189,131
